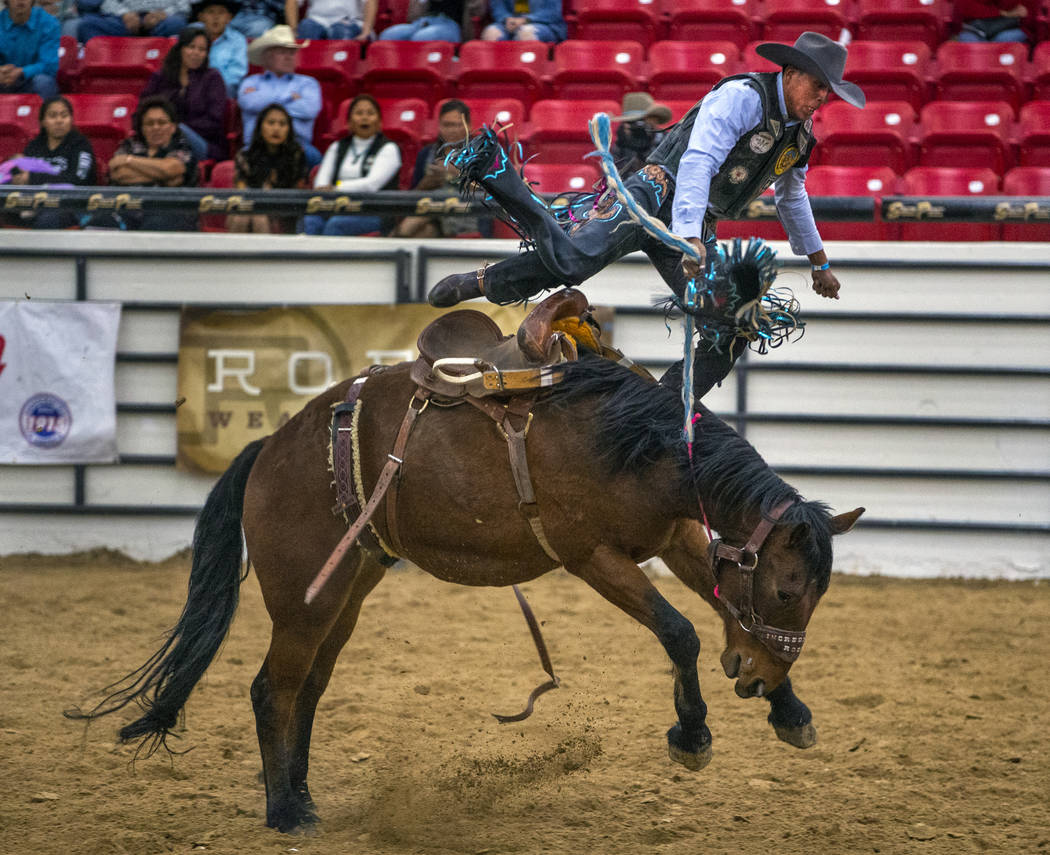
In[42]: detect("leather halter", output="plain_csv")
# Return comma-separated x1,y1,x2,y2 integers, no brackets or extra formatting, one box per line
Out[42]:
707,498,806,663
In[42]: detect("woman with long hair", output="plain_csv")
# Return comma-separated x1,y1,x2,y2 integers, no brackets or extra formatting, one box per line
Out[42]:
8,95,97,228
226,102,308,233
301,93,402,236
140,26,228,161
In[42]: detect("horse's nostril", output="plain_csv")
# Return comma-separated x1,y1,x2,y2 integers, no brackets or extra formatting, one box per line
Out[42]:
723,652,741,678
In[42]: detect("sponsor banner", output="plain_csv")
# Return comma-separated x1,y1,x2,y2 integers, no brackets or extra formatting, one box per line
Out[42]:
176,304,530,474
0,301,120,464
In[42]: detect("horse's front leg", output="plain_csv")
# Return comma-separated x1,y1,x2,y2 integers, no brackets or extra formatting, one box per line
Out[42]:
766,676,817,748
568,544,712,771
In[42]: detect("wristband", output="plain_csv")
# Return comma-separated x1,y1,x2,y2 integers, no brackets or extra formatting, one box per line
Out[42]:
812,262,830,271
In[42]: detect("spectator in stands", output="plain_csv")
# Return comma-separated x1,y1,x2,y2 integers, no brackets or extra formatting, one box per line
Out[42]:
429,32,866,398
92,95,199,229
0,0,59,98
480,0,565,42
610,91,671,176
191,0,247,96
6,95,96,228
378,0,482,42
954,0,1035,43
227,102,307,232
238,25,322,166
78,0,190,40
227,0,281,38
302,93,401,236
38,0,82,41
393,98,486,238
287,0,376,40
140,27,228,161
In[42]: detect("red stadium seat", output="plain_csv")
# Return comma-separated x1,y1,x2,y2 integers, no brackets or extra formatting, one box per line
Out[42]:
522,160,603,194
759,0,849,43
65,93,138,169
805,165,901,240
664,0,759,50
520,98,621,163
0,122,30,161
295,41,362,117
918,101,1015,175
77,36,172,94
549,40,644,102
359,41,454,105
841,40,931,111
1001,166,1050,240
898,166,1001,240
572,0,663,48
453,41,550,109
373,0,411,35
1030,41,1050,102
932,42,1027,111
854,0,948,47
199,159,236,231
663,99,700,122
647,40,740,102
815,100,918,174
437,98,528,134
741,39,785,74
1018,101,1050,167
0,93,41,136
57,35,80,92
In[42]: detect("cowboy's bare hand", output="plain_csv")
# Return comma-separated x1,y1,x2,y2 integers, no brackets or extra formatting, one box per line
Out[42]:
812,267,840,299
680,237,706,280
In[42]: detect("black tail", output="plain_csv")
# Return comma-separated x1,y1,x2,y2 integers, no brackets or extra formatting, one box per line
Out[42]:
64,439,265,756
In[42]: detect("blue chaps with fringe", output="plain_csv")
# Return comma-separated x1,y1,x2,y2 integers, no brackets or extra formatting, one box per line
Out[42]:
475,163,740,399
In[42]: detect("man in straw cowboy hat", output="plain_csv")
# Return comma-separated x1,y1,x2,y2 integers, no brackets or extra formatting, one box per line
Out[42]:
611,91,673,175
237,24,322,165
429,32,866,397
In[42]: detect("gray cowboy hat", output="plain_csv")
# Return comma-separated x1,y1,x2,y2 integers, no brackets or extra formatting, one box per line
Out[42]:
756,31,866,108
613,92,673,125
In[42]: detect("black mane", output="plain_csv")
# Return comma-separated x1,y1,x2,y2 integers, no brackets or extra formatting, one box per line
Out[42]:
550,355,835,590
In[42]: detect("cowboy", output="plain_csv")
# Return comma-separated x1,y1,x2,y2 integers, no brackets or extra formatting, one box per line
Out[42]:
428,32,866,398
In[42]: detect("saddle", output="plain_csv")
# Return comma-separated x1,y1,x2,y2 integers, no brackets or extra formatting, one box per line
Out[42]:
410,287,591,400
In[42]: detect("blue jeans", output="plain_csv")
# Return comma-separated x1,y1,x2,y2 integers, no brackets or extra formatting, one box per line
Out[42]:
297,17,361,39
78,12,187,40
481,20,561,42
956,27,1027,42
302,213,383,235
379,14,460,41
229,9,277,38
179,123,209,160
0,73,58,98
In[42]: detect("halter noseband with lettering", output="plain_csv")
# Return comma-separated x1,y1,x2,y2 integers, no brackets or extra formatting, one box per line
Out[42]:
708,498,806,662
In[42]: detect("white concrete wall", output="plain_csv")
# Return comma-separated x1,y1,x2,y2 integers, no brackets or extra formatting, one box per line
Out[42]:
1,231,1047,577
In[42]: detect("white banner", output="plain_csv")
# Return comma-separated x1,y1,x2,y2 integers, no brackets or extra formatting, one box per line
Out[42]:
0,301,121,464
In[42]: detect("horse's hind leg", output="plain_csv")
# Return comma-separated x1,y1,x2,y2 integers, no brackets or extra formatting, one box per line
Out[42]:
569,545,712,772
766,676,817,748
287,557,389,809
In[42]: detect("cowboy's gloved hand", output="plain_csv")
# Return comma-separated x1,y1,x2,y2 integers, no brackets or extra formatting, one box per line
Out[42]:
812,267,840,299
681,237,706,280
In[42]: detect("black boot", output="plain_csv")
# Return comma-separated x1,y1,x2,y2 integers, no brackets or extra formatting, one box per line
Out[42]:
427,269,485,307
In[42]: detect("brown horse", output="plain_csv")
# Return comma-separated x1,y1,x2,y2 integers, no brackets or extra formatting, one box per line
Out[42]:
68,333,862,834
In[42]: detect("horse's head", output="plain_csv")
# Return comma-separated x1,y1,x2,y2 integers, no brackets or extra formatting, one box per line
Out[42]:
712,505,864,698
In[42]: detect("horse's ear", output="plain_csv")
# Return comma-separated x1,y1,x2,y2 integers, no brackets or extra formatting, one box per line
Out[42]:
829,507,865,535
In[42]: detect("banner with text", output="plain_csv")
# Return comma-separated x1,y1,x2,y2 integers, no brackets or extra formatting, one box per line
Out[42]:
176,304,529,473
0,300,120,464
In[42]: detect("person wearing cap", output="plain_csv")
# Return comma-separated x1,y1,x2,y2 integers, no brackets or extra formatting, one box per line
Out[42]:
610,91,672,175
237,24,322,166
428,32,866,397
190,0,246,96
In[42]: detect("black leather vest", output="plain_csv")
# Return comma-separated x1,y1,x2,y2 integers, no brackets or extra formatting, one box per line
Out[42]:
646,72,815,221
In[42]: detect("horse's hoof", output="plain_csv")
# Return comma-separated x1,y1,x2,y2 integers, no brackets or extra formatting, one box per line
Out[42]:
668,741,713,771
773,721,818,749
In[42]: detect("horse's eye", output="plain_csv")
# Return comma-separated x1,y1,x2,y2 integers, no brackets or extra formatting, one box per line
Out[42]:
777,590,794,603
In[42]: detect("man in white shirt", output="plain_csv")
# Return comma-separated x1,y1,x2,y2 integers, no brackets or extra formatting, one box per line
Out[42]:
427,32,866,393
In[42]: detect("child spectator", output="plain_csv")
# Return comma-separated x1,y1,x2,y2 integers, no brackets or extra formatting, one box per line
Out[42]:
302,93,401,236
237,25,322,166
226,102,307,233
91,95,199,230
78,0,190,40
0,0,59,98
480,0,565,42
191,0,247,96
288,0,376,40
6,95,96,228
141,27,228,161
378,0,482,42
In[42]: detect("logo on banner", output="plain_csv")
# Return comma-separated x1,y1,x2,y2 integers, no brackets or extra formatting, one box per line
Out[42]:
19,393,72,448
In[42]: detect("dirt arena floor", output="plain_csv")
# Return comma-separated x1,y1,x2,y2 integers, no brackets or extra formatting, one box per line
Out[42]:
2,550,1048,855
